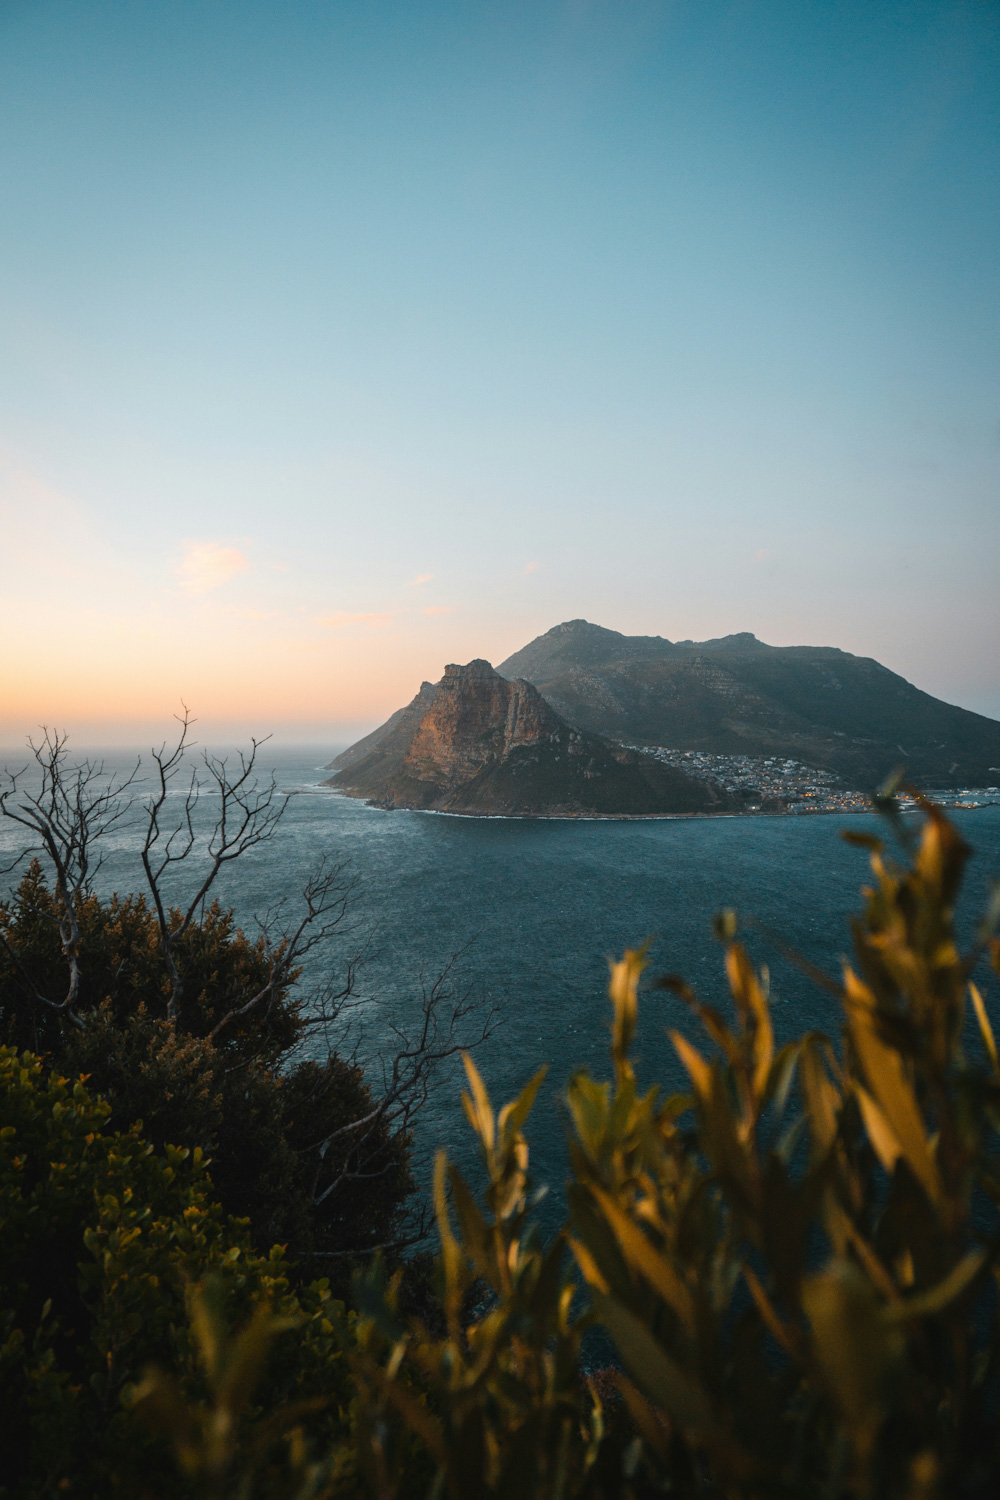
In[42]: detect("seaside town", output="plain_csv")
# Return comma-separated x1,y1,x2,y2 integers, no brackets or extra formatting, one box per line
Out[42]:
637,746,1000,814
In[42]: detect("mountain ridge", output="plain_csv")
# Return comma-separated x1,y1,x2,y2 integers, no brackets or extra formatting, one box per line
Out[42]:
496,621,1000,787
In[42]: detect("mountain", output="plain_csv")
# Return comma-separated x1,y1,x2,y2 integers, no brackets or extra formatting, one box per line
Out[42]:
496,621,1000,787
325,659,731,816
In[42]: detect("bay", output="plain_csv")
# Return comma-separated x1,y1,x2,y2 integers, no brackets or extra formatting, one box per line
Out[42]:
3,742,999,1225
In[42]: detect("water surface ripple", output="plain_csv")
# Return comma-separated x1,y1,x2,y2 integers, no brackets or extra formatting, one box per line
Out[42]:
3,745,999,1222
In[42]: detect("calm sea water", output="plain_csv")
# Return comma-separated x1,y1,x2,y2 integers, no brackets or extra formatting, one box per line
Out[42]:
3,744,999,1221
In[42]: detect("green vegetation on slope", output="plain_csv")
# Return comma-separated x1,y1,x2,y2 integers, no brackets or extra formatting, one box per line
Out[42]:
446,736,730,814
498,620,1000,787
0,1049,359,1497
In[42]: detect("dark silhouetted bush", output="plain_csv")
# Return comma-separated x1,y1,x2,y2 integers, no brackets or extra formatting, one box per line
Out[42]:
0,863,414,1271
0,1049,357,1498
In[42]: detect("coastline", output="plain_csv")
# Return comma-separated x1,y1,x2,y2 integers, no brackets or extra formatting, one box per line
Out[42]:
319,787,993,822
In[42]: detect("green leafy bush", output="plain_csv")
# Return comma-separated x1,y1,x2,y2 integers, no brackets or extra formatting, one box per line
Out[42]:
0,864,414,1269
0,861,298,1064
0,1048,356,1498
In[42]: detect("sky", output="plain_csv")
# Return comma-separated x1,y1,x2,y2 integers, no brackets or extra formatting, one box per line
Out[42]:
1,0,998,746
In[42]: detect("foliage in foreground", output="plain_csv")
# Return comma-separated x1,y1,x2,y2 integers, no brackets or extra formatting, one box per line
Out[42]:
6,799,1000,1498
0,863,414,1270
350,799,1000,1498
0,1048,358,1498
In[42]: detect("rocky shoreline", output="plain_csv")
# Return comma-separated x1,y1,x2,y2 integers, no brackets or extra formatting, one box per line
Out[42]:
326,785,1000,821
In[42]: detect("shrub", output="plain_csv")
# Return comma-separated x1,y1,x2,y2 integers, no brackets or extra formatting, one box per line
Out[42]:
0,864,415,1271
0,861,298,1065
0,1048,356,1498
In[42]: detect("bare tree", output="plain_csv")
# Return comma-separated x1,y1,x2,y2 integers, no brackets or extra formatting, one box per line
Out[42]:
1,716,499,1256
140,710,291,1020
295,951,500,1255
0,731,139,1020
206,856,366,1045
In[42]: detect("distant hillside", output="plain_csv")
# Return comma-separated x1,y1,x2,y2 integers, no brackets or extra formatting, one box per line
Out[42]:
326,660,732,816
497,621,1000,788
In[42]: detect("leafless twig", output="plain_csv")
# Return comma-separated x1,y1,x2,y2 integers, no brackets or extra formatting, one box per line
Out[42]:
207,858,363,1044
303,954,501,1225
140,710,288,1020
0,731,139,1017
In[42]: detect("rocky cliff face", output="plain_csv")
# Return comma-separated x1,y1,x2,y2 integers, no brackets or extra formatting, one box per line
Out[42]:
326,659,728,817
404,660,562,783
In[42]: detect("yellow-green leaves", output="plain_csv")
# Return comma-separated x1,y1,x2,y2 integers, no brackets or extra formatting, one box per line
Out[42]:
590,1293,714,1437
846,968,943,1208
352,1055,600,1500
1,1046,356,1499
883,1246,987,1322
581,1183,695,1333
724,943,774,1103
970,982,999,1076
670,1029,712,1103
608,945,646,1079
133,1278,332,1500
328,801,1000,1499
562,802,1000,1494
799,1034,842,1161
801,1244,987,1489
460,1052,546,1227
803,1259,904,1469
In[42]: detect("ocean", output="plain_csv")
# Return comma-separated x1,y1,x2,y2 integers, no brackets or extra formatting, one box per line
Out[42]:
3,743,1000,1224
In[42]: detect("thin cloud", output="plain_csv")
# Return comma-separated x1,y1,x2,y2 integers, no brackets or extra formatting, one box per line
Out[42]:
753,548,771,562
316,610,395,629
177,541,250,594
524,560,539,574
412,572,434,585
423,605,453,616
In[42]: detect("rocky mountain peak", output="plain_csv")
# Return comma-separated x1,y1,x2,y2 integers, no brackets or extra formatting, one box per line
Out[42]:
442,658,499,681
406,660,560,783
495,620,1000,786
326,652,728,816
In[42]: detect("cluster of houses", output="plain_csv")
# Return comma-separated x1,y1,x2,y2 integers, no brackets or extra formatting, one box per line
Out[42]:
635,746,1000,815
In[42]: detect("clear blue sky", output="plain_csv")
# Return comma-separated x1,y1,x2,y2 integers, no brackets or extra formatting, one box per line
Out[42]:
1,0,998,741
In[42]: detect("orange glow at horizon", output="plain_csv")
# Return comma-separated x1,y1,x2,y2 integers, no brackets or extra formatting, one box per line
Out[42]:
0,615,477,737
0,461,518,740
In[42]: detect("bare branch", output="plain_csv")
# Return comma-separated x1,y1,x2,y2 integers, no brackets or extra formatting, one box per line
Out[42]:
305,956,501,1216
207,859,363,1044
139,711,290,1020
1,730,139,1016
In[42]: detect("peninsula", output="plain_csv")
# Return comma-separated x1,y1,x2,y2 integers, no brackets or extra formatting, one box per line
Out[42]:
326,622,1000,817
